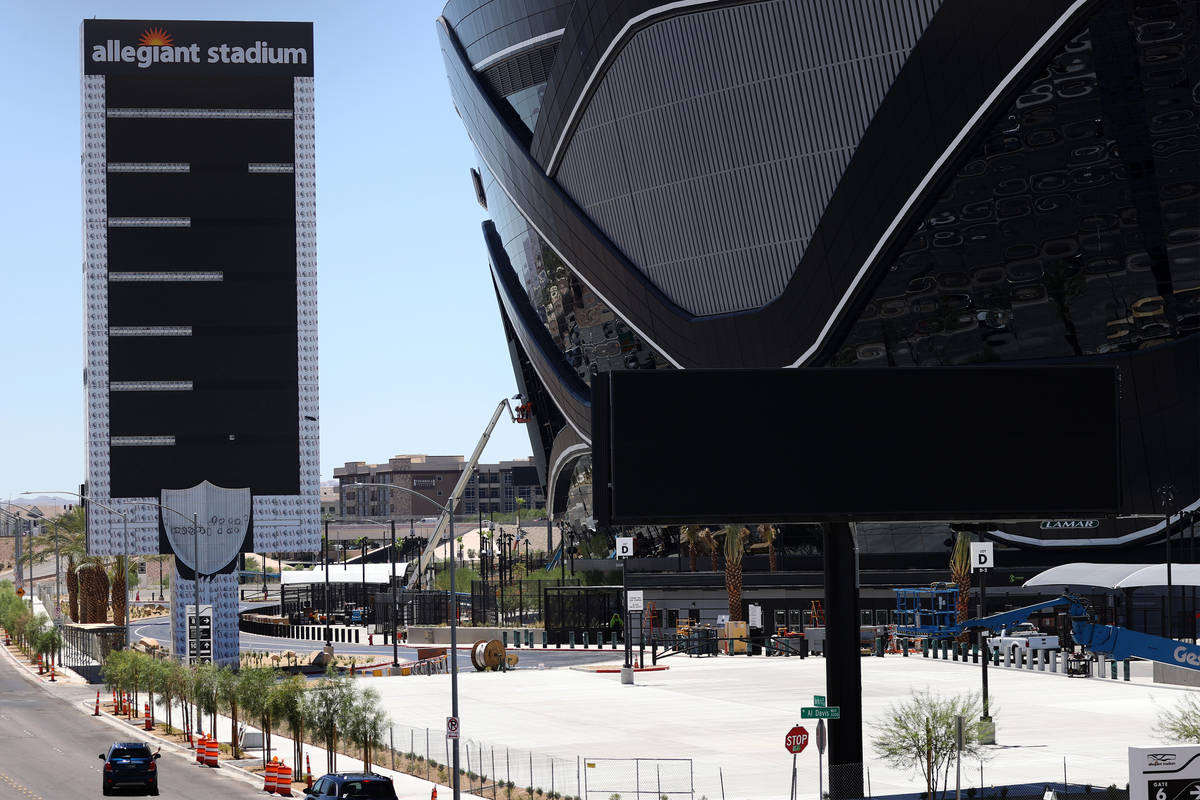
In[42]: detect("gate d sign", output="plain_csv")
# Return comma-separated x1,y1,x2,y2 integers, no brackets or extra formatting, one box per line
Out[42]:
970,542,994,572
785,726,809,754
616,537,634,558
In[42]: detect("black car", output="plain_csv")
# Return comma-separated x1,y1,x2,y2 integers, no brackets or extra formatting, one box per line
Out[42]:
99,742,160,795
304,772,399,799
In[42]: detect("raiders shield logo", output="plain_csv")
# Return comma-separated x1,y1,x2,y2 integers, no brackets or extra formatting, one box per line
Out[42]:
161,481,250,575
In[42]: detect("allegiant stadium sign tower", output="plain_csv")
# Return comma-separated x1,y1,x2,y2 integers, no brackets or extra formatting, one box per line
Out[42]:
81,20,319,665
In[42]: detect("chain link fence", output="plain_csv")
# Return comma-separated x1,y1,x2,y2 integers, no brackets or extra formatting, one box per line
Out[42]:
582,758,694,799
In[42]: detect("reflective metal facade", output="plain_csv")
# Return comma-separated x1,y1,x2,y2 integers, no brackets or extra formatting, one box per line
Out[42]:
439,0,1200,546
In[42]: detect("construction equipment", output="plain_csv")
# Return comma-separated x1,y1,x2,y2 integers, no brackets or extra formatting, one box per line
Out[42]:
404,398,526,590
469,638,511,671
949,594,1200,673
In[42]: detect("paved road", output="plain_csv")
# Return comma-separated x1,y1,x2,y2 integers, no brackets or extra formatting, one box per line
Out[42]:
0,652,266,799
130,616,627,670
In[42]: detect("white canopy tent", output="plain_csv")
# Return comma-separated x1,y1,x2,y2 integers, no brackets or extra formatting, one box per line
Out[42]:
1024,562,1200,589
279,562,407,585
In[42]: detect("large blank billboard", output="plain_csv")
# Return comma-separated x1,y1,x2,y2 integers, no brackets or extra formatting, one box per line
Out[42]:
83,19,318,558
592,367,1121,525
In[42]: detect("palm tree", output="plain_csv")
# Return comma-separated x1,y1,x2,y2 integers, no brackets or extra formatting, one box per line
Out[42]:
680,526,700,572
723,526,749,621
950,531,973,643
110,556,129,630
238,667,280,768
77,562,110,623
701,528,721,572
273,675,310,771
761,524,778,572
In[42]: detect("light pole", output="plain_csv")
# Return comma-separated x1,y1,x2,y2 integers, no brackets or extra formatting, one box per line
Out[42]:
25,491,130,647
390,519,398,667
350,482,461,800
1159,485,1177,639
6,503,64,618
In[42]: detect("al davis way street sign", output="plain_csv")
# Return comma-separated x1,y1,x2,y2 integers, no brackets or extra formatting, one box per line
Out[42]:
785,726,809,754
801,706,841,719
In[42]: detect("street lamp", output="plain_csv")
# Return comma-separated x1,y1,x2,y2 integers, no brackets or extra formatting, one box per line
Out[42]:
0,509,31,605
350,481,462,800
5,503,64,619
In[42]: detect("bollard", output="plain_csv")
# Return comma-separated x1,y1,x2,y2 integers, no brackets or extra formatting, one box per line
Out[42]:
1111,658,1118,679
1037,650,1046,671
612,631,618,650
1050,651,1058,673
941,640,949,660
922,639,929,658
971,646,978,664
569,631,575,649
951,643,958,662
1004,647,1012,668
582,631,589,649
502,631,508,648
902,638,908,657
1123,658,1131,681
1097,654,1106,678
541,630,548,647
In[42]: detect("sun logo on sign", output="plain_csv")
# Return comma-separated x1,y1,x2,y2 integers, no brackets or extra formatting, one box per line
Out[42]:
138,27,173,46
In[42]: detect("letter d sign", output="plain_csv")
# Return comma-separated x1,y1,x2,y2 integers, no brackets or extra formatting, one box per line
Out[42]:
970,542,994,572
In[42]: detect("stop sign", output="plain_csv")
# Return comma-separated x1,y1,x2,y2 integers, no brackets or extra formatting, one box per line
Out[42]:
784,725,809,754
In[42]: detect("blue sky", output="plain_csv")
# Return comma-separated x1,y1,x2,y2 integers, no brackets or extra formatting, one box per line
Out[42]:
0,1,534,500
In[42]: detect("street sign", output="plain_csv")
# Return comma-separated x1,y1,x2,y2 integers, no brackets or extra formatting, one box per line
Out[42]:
813,695,826,707
784,725,809,754
446,716,460,740
1130,745,1200,800
14,588,23,597
615,537,634,558
970,542,994,572
816,719,827,755
801,707,841,719
627,590,644,612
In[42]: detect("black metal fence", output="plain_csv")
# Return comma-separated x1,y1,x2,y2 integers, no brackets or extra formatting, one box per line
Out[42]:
469,577,580,626
373,589,462,629
280,582,389,625
543,585,623,645
58,622,125,683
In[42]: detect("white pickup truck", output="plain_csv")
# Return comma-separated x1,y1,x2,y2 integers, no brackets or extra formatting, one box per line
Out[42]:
986,622,1059,659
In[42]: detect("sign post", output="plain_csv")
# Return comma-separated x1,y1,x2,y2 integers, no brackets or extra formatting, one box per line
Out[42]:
971,540,996,744
617,538,634,684
816,719,827,800
785,725,808,800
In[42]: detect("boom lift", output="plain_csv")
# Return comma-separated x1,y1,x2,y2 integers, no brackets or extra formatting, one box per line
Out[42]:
951,594,1200,672
404,397,527,590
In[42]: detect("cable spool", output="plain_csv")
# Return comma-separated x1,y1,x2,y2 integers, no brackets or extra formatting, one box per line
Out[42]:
470,639,507,671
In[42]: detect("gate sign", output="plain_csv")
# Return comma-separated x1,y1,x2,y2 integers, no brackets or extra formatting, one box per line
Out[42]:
785,725,809,754
970,542,994,572
616,537,634,558
627,590,644,612
1130,746,1200,800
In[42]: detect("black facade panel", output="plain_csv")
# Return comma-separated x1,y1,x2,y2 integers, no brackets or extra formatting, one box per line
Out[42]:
105,118,295,165
109,334,298,382
107,173,297,220
104,74,295,108
109,279,296,328
107,226,297,272
111,438,299,497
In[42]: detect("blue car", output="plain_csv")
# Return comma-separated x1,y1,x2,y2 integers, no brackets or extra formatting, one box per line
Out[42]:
99,741,160,795
304,772,399,799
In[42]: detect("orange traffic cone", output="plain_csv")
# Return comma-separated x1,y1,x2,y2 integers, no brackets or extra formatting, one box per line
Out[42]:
276,761,293,796
305,754,312,789
431,786,438,799
93,691,101,716
144,703,152,731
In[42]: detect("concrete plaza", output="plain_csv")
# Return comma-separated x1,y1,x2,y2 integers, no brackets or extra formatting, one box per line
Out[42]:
368,650,1194,799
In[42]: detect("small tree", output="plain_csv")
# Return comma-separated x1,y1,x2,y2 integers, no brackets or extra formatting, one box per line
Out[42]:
238,667,279,768
343,684,390,772
216,665,242,758
870,689,992,799
1156,692,1200,742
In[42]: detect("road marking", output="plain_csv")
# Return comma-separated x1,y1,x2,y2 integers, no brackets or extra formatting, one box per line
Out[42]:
0,770,44,799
